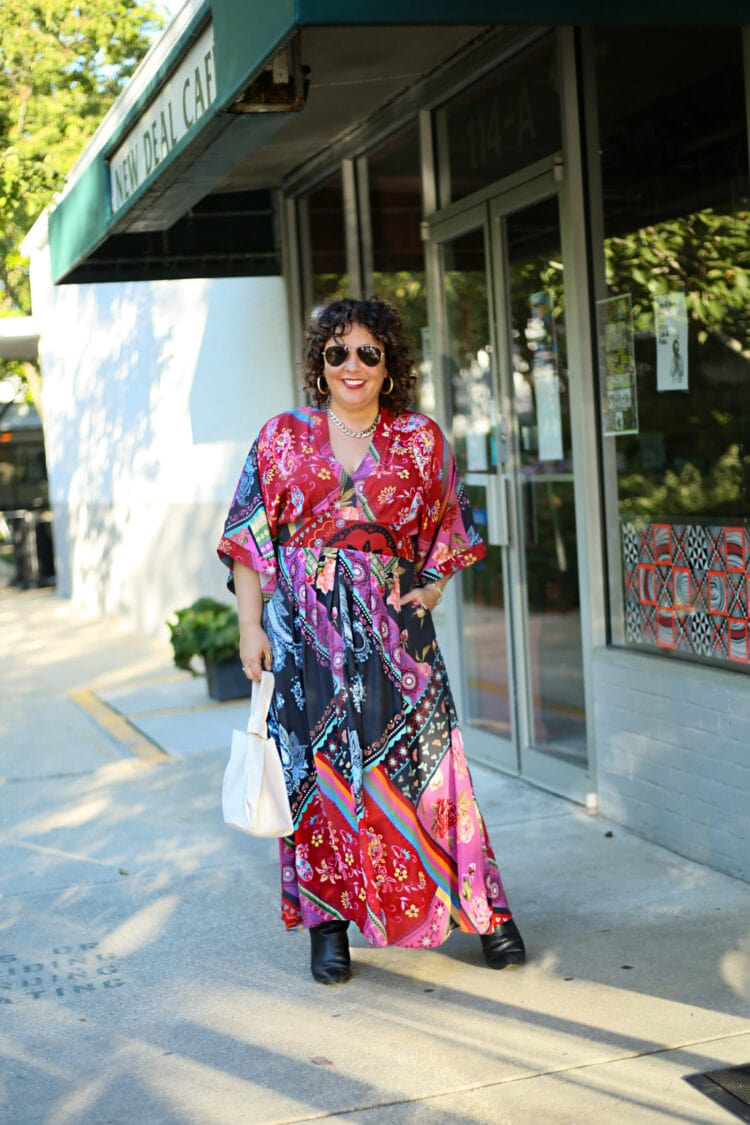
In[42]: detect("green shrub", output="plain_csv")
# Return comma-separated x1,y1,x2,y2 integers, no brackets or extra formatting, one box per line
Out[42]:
166,597,240,673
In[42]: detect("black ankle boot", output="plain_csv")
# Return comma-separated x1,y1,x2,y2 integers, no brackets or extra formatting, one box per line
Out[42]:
310,920,352,984
480,917,526,970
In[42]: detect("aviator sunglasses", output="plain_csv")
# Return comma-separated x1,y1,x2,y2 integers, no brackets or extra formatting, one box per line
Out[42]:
324,343,384,368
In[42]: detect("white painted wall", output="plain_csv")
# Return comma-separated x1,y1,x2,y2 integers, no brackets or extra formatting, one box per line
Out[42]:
27,235,295,635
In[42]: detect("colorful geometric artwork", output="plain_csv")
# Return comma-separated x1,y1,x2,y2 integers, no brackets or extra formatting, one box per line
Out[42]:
673,567,691,609
728,618,749,663
621,521,750,669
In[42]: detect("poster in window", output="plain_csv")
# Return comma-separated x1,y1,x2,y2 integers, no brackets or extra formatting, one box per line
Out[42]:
654,292,689,392
598,293,638,436
529,290,563,461
466,430,489,472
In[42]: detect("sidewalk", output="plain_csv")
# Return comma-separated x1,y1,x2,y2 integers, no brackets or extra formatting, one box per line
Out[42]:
1,585,749,1125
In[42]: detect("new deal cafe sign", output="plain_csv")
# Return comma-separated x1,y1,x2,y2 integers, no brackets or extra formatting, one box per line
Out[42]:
109,25,216,215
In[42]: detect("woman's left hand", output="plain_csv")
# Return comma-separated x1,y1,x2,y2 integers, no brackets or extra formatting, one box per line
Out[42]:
401,582,445,613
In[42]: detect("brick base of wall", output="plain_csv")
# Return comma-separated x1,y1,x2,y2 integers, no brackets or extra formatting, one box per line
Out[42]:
592,647,750,882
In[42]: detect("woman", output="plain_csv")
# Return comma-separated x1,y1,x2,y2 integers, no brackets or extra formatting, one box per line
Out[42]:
218,297,525,984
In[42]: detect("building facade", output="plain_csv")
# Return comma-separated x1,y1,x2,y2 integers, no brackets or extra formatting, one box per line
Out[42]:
30,3,750,878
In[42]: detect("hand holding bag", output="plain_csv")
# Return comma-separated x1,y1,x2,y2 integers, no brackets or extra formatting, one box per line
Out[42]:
222,670,293,837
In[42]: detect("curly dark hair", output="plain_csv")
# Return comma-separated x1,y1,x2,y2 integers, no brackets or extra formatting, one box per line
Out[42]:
303,297,416,414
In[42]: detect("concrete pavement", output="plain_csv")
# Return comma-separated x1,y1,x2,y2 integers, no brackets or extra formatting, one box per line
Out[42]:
1,584,749,1124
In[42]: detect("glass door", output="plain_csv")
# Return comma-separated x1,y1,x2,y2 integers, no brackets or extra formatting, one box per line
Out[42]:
429,175,589,798
494,191,587,794
439,213,517,775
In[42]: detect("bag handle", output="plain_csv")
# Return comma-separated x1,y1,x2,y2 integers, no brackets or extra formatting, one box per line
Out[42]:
247,670,274,738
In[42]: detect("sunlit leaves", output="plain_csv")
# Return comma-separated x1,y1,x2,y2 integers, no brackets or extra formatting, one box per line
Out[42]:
619,444,750,520
0,0,164,315
605,209,750,359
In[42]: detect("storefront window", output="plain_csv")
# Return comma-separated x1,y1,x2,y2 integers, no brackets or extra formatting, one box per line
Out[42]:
299,171,348,314
594,27,750,670
435,33,560,208
0,445,48,509
366,126,429,411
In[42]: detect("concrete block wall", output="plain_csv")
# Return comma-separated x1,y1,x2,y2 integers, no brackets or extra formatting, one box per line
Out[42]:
28,237,296,638
592,646,750,882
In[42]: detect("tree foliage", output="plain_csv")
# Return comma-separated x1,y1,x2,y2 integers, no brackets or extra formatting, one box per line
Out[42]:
604,208,750,521
0,0,164,315
605,208,750,360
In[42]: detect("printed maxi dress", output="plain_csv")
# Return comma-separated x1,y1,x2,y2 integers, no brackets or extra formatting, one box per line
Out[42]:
218,406,511,948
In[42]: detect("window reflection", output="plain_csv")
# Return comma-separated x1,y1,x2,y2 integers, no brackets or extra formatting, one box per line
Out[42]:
594,26,750,670
605,207,750,522
507,200,585,762
442,228,511,741
442,229,493,472
366,126,429,411
436,34,561,208
299,172,348,313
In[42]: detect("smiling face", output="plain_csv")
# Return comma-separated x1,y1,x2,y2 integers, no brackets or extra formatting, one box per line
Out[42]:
323,323,387,419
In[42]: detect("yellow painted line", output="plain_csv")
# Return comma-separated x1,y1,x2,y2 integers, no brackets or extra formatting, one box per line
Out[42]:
468,676,511,698
69,689,170,765
466,677,585,719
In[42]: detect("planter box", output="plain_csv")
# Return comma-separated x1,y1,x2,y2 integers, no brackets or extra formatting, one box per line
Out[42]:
205,657,252,702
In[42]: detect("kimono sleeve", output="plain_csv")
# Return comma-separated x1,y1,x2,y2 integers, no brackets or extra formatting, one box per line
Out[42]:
416,427,487,582
217,438,277,597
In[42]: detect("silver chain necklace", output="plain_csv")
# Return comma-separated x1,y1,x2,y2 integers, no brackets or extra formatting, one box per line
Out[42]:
327,407,380,439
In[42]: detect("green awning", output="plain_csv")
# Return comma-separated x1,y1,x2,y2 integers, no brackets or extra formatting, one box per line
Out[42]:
47,0,749,284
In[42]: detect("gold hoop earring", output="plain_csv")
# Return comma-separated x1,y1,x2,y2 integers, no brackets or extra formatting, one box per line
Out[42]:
316,375,329,398
382,375,394,396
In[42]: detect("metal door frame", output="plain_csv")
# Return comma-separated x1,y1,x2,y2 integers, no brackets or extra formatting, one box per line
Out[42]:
425,155,595,801
425,195,518,775
489,178,588,800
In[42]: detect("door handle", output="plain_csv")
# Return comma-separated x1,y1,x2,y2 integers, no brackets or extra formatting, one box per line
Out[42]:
486,473,511,548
